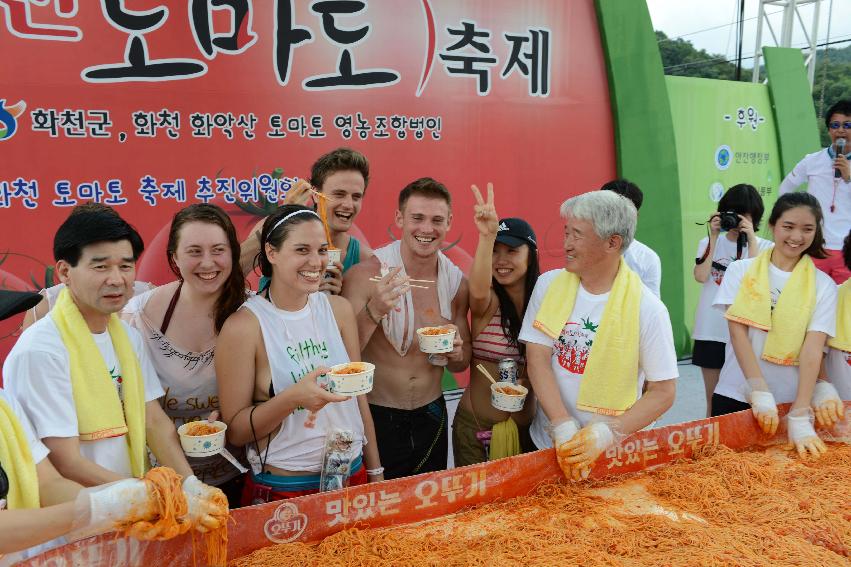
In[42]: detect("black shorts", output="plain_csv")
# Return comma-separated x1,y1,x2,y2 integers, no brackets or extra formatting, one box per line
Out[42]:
710,394,750,417
370,397,448,480
692,340,726,369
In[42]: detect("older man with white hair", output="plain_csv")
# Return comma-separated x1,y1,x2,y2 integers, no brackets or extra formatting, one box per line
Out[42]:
519,191,678,480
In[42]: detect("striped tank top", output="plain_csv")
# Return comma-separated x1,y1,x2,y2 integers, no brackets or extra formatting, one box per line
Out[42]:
471,308,522,363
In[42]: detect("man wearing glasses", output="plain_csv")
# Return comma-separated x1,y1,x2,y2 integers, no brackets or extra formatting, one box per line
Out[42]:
779,100,851,284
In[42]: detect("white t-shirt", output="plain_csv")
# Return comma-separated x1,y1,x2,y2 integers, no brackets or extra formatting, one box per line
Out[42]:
623,239,662,298
713,257,837,403
519,269,679,450
0,388,49,470
779,148,851,250
693,234,773,342
3,317,164,477
824,347,851,401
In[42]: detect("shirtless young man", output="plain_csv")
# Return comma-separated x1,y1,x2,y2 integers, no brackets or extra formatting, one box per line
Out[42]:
342,178,471,479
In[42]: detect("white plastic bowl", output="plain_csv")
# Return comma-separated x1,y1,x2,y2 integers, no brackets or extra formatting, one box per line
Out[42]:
328,362,375,395
416,327,456,354
490,382,528,412
177,420,227,457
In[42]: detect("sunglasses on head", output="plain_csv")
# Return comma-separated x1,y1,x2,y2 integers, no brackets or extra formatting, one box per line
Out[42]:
828,121,851,130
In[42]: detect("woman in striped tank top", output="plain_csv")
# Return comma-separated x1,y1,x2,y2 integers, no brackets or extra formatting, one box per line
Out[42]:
452,184,540,466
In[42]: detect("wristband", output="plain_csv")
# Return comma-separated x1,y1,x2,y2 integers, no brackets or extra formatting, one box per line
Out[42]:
364,301,384,325
366,467,384,476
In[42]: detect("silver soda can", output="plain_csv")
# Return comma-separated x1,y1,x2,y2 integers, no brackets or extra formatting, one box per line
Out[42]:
497,358,518,384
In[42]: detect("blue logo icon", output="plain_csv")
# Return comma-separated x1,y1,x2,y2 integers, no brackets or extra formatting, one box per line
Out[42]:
715,145,732,171
0,99,25,142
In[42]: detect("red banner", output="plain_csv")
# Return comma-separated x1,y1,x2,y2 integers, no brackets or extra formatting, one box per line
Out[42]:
21,404,851,566
0,0,616,365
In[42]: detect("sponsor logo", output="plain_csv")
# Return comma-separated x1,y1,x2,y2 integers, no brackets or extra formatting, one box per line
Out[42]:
0,99,26,141
264,501,308,544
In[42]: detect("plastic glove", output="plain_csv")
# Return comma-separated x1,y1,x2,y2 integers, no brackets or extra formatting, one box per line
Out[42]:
71,478,165,540
548,418,579,479
558,421,618,482
75,478,157,534
746,378,779,436
786,408,827,459
811,380,845,429
182,475,229,533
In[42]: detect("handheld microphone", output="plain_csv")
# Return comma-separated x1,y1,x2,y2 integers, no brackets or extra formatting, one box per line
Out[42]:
836,138,846,179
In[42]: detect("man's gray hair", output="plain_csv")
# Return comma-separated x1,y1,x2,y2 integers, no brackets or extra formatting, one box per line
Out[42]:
559,191,637,251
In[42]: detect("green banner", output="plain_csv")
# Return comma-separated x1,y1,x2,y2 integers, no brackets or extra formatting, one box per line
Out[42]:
666,76,782,342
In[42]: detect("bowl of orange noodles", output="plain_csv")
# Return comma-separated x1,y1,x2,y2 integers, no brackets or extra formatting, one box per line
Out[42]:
416,326,456,354
490,382,528,412
177,420,227,457
327,362,375,396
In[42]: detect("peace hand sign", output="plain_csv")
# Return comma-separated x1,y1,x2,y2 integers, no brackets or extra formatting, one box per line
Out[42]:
471,183,498,238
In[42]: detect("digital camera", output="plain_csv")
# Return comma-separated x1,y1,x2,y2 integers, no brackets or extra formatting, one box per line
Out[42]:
718,211,740,232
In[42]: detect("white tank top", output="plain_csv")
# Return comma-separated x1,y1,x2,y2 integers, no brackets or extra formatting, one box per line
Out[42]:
243,293,365,473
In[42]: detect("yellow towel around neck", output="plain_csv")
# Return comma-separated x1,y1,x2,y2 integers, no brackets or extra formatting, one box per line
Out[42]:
51,288,146,477
828,279,851,353
725,249,816,366
0,397,39,509
488,417,520,461
533,259,642,416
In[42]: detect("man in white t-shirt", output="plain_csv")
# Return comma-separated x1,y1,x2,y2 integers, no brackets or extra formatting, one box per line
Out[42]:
0,290,176,562
3,209,226,533
779,99,851,284
600,179,662,297
519,191,678,480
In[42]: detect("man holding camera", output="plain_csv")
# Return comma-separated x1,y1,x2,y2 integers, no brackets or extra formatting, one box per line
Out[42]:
779,99,851,284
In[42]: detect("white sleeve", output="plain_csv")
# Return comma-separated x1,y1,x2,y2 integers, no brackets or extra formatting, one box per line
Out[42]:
778,156,808,195
695,236,710,260
519,272,557,347
125,323,165,402
646,251,662,298
0,391,49,464
757,238,774,253
638,297,679,381
808,275,837,336
713,259,745,310
5,350,80,440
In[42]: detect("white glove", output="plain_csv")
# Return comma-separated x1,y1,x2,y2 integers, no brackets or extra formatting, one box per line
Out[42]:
84,478,154,529
811,381,845,429
183,475,228,532
557,421,620,482
549,418,580,447
787,408,827,459
746,380,779,436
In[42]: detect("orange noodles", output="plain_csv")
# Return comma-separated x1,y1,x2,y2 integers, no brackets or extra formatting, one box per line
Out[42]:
197,488,231,567
330,363,367,375
312,191,337,250
121,467,191,541
419,327,452,336
231,445,851,566
184,422,222,436
495,385,524,396
121,467,231,567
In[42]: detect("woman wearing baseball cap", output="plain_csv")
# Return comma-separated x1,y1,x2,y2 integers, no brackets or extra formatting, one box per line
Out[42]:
452,184,540,466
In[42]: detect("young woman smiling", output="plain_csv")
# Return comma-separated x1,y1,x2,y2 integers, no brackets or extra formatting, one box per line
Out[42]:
452,184,540,466
216,205,382,504
712,193,838,459
123,204,247,505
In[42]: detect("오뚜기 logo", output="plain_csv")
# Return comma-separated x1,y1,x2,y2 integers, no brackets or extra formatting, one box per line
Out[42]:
0,100,26,141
